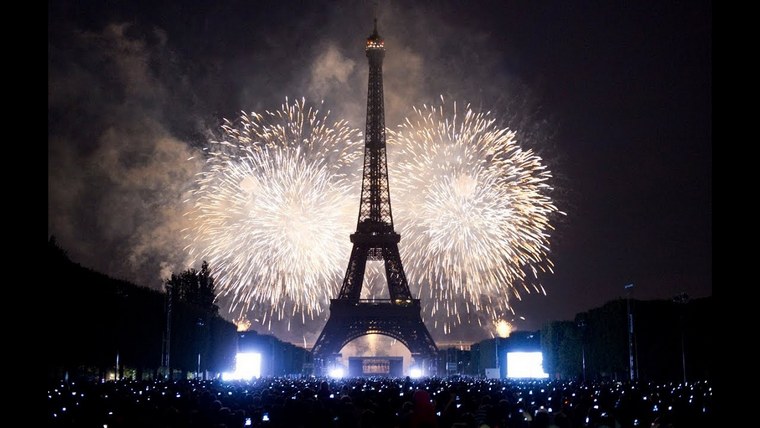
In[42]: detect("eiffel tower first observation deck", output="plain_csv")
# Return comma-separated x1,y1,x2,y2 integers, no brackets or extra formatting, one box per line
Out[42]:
311,20,438,374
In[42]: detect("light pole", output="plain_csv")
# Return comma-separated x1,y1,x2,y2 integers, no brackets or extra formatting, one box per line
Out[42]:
196,317,206,380
577,317,587,383
625,283,635,382
494,337,500,379
163,284,173,380
197,352,201,380
673,292,689,384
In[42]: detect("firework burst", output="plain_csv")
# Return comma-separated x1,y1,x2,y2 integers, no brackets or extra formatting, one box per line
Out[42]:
185,98,362,326
388,97,562,333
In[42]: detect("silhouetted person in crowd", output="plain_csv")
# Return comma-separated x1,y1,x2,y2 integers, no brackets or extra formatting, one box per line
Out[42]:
317,380,332,402
410,389,438,428
474,395,493,427
532,409,551,428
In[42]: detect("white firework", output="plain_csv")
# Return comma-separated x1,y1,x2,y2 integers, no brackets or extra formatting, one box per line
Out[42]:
388,98,562,333
185,98,362,325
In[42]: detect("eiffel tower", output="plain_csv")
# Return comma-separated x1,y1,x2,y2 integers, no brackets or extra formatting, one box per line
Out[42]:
311,20,438,374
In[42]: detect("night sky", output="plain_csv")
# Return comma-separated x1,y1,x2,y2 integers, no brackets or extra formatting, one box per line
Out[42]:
48,1,711,342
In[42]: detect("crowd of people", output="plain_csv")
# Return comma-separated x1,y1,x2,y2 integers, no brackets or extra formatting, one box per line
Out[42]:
47,377,712,428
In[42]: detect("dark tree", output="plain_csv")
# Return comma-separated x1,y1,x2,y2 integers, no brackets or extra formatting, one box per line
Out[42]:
165,261,219,314
198,261,219,315
47,241,236,381
541,320,581,379
165,261,230,376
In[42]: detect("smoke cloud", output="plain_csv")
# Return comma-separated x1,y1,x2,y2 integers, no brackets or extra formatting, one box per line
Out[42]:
49,22,204,287
49,1,556,345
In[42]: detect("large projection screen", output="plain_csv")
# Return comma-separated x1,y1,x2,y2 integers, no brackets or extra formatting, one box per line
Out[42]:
506,351,549,379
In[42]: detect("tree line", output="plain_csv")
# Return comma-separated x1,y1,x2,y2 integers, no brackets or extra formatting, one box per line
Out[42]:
46,237,237,381
541,296,713,382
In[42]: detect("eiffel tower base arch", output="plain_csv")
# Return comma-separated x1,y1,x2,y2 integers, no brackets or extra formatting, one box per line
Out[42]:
312,299,438,376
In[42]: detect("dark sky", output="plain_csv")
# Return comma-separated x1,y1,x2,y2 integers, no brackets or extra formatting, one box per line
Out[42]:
48,1,711,342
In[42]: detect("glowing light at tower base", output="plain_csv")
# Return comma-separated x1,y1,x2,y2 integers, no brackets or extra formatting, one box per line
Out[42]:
410,367,423,378
222,352,262,380
506,352,549,379
329,367,345,378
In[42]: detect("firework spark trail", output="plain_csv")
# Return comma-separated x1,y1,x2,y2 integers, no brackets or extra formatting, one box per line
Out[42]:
185,98,363,326
387,97,562,334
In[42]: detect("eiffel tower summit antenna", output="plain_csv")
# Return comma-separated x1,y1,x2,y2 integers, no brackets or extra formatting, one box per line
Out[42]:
311,19,438,376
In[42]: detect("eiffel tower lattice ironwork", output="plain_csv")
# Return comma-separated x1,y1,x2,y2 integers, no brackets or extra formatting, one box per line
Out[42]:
311,20,438,367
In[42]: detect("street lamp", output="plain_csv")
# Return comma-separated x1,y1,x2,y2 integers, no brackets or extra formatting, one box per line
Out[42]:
625,283,635,382
673,292,690,384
